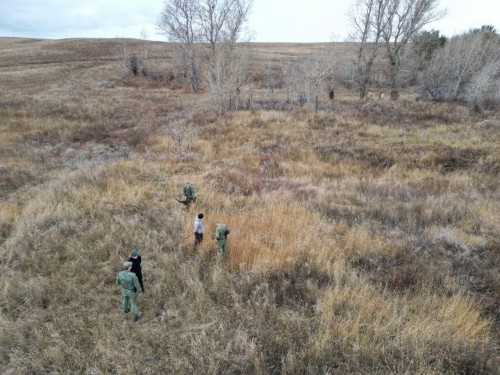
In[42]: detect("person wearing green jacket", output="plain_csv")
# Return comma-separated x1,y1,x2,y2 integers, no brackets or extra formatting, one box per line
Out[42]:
214,220,230,257
182,182,196,207
116,261,143,321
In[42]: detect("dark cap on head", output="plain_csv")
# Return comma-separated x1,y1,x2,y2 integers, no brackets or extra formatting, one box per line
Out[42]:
130,249,138,257
198,213,204,219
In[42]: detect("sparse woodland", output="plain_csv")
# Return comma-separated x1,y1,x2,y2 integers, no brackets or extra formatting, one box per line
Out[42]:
0,30,498,375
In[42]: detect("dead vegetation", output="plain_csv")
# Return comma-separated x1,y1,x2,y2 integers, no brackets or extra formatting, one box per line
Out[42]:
0,38,498,374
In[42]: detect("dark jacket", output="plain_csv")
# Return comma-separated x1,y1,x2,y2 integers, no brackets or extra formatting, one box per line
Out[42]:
128,255,144,291
128,256,142,277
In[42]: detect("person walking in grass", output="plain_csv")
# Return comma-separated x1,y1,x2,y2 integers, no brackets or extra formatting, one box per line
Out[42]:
181,182,196,208
116,261,143,322
194,213,204,248
214,220,230,257
128,248,144,292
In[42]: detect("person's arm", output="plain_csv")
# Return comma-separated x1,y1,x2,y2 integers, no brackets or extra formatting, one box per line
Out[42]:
127,258,135,272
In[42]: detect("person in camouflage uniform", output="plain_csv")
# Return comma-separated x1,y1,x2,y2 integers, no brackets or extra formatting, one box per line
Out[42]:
182,182,196,207
214,220,230,257
116,261,143,321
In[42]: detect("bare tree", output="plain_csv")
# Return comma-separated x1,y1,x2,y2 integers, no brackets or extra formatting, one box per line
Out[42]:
347,0,387,99
421,28,500,107
294,50,336,112
120,40,131,73
198,0,251,50
202,0,253,113
265,54,279,105
418,47,449,101
280,56,296,109
158,0,201,91
199,0,231,53
381,0,446,99
159,0,199,45
221,0,252,45
206,46,234,114
468,29,500,109
205,42,251,115
140,28,150,73
167,118,199,156
466,56,500,109
159,0,252,95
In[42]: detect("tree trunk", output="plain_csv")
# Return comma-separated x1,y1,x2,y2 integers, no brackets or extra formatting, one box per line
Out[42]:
389,56,399,100
190,59,199,92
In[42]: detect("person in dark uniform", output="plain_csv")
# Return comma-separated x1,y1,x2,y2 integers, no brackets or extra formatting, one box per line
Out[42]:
128,248,144,292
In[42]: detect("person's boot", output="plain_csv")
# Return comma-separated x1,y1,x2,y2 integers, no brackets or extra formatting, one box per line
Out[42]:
133,315,140,322
124,309,130,313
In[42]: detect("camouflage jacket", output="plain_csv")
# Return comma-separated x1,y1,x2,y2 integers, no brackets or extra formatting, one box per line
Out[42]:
183,185,196,199
215,224,230,240
116,271,143,293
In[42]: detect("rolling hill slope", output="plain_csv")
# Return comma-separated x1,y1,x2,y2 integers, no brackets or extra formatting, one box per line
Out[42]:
0,38,498,374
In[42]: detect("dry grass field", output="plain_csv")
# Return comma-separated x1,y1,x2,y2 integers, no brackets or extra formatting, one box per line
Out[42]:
0,38,499,374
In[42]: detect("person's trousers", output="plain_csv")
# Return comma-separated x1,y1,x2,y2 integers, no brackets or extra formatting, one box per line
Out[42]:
122,289,138,317
194,232,203,247
216,239,227,257
136,273,144,291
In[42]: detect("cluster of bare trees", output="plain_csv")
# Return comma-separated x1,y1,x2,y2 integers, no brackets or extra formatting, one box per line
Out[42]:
420,26,500,108
154,0,498,112
347,0,499,108
205,44,251,114
279,51,337,112
348,0,446,99
158,0,252,113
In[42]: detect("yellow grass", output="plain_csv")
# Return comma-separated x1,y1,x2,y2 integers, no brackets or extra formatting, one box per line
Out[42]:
0,37,498,374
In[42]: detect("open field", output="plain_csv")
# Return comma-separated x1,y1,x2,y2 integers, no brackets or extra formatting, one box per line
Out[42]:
0,38,499,374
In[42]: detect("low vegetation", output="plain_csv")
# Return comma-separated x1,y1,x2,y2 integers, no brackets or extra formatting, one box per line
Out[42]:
0,38,498,374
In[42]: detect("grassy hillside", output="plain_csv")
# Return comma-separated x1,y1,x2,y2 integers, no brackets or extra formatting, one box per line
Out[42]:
0,38,498,374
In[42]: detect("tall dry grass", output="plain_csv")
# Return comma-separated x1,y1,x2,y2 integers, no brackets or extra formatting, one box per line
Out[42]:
183,193,332,269
0,38,498,374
